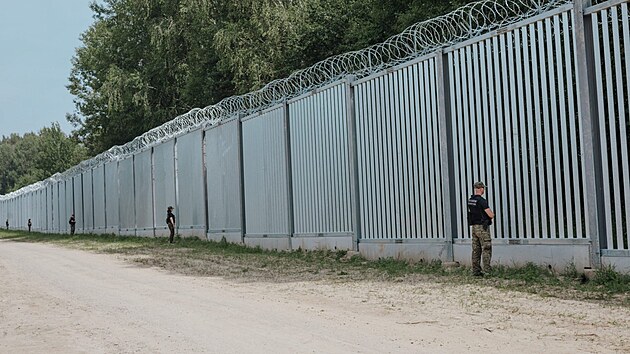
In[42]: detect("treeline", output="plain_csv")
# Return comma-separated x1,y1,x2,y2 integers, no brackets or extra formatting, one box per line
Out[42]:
68,0,469,155
0,123,88,194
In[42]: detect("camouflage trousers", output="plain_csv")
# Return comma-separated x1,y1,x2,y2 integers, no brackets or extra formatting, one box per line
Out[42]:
471,225,492,274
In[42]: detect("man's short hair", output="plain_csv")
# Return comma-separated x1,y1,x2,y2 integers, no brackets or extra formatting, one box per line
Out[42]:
473,181,486,189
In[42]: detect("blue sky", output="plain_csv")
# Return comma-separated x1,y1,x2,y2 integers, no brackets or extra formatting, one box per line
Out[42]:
0,1,94,137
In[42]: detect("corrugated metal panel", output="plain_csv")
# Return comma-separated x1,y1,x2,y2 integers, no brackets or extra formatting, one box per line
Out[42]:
93,164,106,230
205,119,242,233
65,179,74,231
242,106,290,236
353,58,444,239
83,170,94,232
289,83,352,235
592,4,630,250
134,149,154,233
118,157,135,232
58,181,67,233
104,161,120,231
72,175,84,232
449,11,584,240
153,140,176,235
46,185,54,232
175,130,206,231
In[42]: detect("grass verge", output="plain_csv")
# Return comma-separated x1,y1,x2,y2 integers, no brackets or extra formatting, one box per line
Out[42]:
1,229,629,306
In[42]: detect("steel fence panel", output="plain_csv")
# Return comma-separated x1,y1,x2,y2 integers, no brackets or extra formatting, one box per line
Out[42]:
242,106,289,236
104,161,119,232
72,175,84,232
353,57,444,239
65,179,74,231
289,83,352,235
93,164,106,231
118,157,135,233
58,182,66,233
153,140,176,235
592,4,630,250
175,130,205,232
205,119,242,234
449,11,584,240
134,149,154,234
82,170,94,232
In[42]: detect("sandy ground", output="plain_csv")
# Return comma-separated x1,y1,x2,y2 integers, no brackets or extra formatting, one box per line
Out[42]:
0,240,629,354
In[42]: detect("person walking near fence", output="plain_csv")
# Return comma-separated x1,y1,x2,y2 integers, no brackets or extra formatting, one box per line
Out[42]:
5,219,8,230
467,182,495,276
69,214,76,235
27,219,32,232
166,206,176,243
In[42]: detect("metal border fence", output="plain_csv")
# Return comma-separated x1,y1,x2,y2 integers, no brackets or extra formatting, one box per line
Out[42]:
1,0,630,271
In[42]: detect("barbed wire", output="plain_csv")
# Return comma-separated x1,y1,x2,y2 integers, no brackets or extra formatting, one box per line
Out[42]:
0,0,571,201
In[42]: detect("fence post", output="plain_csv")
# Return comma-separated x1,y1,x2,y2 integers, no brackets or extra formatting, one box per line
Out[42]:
573,0,604,268
345,76,361,252
236,115,247,244
435,50,456,262
283,101,295,250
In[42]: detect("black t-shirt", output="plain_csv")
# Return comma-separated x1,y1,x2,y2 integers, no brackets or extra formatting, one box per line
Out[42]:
467,195,490,225
166,211,175,225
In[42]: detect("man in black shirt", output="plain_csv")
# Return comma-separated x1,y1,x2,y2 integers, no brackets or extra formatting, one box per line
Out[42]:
69,214,76,235
166,206,176,243
467,182,495,276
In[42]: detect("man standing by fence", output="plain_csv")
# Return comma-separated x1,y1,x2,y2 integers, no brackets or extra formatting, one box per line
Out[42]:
166,206,176,244
28,219,32,232
69,214,76,235
468,182,495,276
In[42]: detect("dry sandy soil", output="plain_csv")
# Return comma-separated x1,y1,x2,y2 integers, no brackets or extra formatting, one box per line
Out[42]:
1,239,629,353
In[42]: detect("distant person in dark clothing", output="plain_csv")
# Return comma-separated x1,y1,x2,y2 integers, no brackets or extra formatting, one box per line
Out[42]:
69,214,76,235
28,219,32,232
166,206,176,243
5,219,8,230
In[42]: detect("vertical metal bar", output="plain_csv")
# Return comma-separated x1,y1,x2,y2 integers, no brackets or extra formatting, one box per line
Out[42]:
436,51,455,258
486,39,500,235
574,0,605,265
419,62,432,238
516,28,532,238
493,35,507,239
592,12,614,248
479,41,494,234
376,76,386,238
283,102,294,247
366,80,377,239
459,48,472,238
555,13,574,238
621,3,630,248
502,32,516,238
384,74,395,239
450,52,464,238
472,43,485,188
398,69,411,238
602,8,624,248
563,12,584,239
391,72,402,238
530,23,547,239
201,131,209,239
466,44,483,184
237,116,246,243
409,65,420,238
429,59,443,239
538,20,556,239
508,31,524,238
547,16,565,239
345,77,360,249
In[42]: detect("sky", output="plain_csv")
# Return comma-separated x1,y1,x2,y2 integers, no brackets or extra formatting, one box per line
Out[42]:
0,1,95,137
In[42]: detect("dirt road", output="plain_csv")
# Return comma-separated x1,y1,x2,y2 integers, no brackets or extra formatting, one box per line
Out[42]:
0,240,628,353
